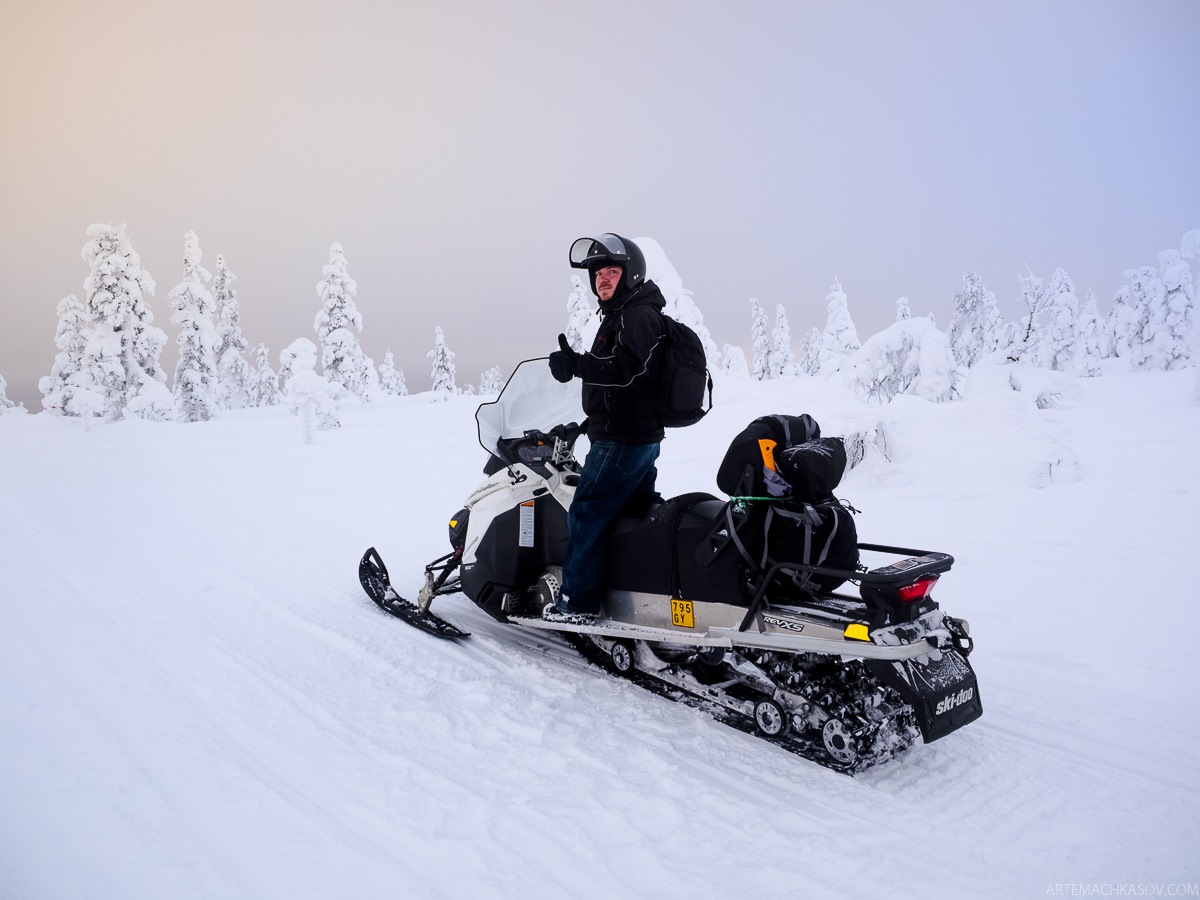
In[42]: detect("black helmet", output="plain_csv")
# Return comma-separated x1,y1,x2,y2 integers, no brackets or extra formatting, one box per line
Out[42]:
568,233,646,299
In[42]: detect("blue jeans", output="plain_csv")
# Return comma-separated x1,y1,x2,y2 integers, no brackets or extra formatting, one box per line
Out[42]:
560,439,662,614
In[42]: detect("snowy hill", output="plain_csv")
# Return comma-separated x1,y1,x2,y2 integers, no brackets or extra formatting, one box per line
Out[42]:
2,368,1198,899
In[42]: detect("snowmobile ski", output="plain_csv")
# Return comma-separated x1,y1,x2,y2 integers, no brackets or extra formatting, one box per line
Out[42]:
359,547,469,640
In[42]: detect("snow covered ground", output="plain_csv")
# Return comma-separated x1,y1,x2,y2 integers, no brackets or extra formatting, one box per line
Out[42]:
2,366,1197,899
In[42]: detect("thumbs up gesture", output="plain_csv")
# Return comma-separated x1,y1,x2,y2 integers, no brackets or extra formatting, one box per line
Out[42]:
548,333,578,383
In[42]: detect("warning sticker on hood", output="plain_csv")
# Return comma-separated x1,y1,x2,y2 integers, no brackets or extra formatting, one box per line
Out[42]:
519,500,535,548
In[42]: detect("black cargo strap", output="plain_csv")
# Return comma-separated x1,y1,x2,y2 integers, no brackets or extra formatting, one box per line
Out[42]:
723,496,793,571
769,503,841,591
724,502,758,571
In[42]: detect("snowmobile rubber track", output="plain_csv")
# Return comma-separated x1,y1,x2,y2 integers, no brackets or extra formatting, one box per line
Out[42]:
562,633,917,775
359,547,470,640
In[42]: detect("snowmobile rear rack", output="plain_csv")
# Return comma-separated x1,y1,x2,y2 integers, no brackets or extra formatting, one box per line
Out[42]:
855,544,955,585
737,545,955,633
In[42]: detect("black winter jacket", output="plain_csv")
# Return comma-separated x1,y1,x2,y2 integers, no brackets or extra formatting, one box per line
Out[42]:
576,280,667,444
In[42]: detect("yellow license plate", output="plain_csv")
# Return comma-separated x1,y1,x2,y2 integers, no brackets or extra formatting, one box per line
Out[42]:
670,598,695,629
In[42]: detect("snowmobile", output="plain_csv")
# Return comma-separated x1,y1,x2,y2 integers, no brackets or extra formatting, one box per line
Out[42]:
359,359,982,773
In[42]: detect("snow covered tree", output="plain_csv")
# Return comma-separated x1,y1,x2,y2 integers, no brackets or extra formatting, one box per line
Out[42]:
769,305,796,377
749,299,770,380
1125,265,1165,371
818,277,860,376
845,317,961,404
946,273,1003,368
278,342,303,391
565,274,595,352
1151,249,1195,370
1007,267,1050,365
480,366,504,395
1183,229,1200,261
1045,267,1075,300
212,254,253,409
379,351,409,396
284,337,344,441
798,327,822,376
314,242,375,401
896,297,912,321
1107,285,1137,360
1042,273,1080,372
249,344,283,407
721,343,749,379
0,372,20,413
1183,231,1200,382
73,224,172,421
428,326,457,398
169,230,219,423
39,293,94,415
1075,292,1105,377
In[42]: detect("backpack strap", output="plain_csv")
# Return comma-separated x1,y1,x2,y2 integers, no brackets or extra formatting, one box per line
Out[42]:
773,414,793,446
724,502,759,571
767,413,820,449
767,501,841,593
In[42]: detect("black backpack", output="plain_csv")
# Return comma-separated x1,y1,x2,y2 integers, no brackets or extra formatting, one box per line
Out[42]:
655,315,713,428
716,414,825,498
777,438,848,502
713,414,858,593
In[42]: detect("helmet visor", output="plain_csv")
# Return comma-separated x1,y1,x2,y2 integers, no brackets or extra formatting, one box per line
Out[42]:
569,234,630,269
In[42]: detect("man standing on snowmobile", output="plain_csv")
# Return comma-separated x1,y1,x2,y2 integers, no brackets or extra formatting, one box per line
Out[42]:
543,233,667,624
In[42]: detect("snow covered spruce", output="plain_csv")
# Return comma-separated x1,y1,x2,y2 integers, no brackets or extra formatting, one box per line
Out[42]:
30,225,1197,431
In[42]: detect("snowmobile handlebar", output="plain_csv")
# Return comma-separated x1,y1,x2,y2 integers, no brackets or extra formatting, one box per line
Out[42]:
536,421,584,445
491,422,584,473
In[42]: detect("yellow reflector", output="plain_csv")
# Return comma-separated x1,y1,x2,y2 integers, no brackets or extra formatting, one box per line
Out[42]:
844,623,870,642
449,519,458,529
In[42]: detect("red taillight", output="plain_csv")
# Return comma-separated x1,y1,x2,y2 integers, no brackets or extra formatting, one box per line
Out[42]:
897,575,938,603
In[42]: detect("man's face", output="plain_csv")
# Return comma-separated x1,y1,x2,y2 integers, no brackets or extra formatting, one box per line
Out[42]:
594,265,623,302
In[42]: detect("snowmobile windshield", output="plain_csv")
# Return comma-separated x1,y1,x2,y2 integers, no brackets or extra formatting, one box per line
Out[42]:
476,359,584,457
569,234,631,268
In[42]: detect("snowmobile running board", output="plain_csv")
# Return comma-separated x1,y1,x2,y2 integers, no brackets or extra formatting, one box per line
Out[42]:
507,615,938,661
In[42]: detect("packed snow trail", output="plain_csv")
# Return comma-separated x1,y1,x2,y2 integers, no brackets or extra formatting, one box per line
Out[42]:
2,373,1197,898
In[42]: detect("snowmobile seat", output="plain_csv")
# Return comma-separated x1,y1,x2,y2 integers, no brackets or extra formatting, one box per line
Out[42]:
606,493,751,605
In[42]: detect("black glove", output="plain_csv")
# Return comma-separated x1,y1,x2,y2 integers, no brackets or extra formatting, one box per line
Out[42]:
548,333,578,383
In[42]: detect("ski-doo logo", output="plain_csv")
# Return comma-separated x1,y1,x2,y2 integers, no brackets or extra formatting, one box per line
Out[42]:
763,615,805,633
935,687,975,716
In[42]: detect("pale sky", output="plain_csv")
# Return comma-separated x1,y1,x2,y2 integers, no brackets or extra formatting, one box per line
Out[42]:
2,0,1197,407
